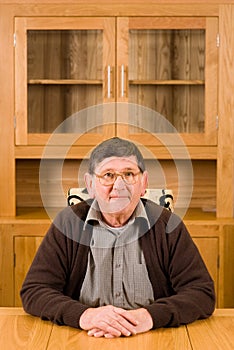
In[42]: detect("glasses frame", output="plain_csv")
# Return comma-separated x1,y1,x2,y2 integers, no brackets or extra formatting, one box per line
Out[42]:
94,170,142,186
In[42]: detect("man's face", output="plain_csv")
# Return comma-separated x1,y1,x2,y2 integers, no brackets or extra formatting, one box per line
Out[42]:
85,156,148,219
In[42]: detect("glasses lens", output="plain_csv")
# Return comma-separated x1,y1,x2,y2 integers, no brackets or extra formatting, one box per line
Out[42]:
97,171,140,186
98,172,115,186
122,172,135,184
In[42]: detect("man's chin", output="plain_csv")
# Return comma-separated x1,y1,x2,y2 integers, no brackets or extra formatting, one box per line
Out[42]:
103,198,130,214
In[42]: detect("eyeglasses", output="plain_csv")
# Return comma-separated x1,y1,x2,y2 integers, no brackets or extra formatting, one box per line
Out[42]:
94,171,141,186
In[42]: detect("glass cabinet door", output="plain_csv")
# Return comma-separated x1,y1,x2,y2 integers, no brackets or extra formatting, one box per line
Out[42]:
15,17,115,145
117,17,218,146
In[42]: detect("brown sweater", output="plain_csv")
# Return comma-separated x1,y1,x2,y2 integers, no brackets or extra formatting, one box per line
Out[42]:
20,199,215,329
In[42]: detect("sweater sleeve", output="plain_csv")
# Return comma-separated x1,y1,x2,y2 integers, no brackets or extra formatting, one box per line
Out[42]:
20,220,90,329
144,217,216,329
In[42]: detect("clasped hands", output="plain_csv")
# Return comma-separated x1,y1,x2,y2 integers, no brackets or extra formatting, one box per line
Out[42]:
79,305,153,338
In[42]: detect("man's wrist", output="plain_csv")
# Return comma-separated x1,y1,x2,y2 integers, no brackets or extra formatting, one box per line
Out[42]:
79,308,94,330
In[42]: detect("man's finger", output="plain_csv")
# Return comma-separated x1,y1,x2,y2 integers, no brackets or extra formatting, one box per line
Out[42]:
113,307,139,326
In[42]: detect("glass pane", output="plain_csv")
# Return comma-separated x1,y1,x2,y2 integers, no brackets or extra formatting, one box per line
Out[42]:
129,29,205,133
129,85,204,133
27,30,103,80
27,30,103,133
28,85,102,133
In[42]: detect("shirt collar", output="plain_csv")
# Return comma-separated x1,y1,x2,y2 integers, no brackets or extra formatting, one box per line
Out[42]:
84,198,150,230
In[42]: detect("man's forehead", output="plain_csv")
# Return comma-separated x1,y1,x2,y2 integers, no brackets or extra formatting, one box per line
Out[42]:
95,156,138,171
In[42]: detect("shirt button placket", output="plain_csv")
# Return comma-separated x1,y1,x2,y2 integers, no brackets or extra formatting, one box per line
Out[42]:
113,244,123,306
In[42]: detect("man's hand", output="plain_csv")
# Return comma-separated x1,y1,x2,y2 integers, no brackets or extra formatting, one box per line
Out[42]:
79,306,153,338
126,308,153,334
79,305,139,338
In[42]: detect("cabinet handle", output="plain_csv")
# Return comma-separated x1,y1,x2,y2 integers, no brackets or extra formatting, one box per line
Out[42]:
120,65,128,98
106,66,114,99
121,64,125,97
107,65,111,98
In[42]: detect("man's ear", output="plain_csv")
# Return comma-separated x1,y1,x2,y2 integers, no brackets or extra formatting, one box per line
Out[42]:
84,173,95,199
140,171,149,197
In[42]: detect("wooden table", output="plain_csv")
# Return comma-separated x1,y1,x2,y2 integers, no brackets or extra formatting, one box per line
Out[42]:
0,308,233,350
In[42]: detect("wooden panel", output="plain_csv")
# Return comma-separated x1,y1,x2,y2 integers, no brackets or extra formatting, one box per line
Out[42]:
16,16,114,30
16,159,216,211
16,160,43,208
192,237,219,301
217,5,234,218
223,225,234,307
116,17,129,103
14,145,218,160
14,236,44,306
16,159,88,208
15,17,28,145
145,159,216,211
0,0,224,5
129,17,206,29
0,225,14,306
1,3,220,18
205,17,218,144
0,6,15,215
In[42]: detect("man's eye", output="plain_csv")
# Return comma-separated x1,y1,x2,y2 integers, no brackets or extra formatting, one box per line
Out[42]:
103,172,115,179
123,172,134,178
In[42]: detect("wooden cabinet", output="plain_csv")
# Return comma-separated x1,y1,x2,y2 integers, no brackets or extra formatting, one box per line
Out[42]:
0,222,49,307
0,222,225,308
13,13,220,216
0,1,234,308
15,234,219,307
15,16,218,147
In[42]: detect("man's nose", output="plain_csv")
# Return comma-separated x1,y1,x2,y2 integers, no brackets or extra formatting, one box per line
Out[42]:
113,174,125,188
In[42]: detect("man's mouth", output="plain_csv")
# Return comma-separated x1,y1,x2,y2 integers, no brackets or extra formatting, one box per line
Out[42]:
109,195,129,200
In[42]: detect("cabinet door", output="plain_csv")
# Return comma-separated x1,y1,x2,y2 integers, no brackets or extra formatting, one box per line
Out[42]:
117,17,218,146
14,236,44,306
192,237,219,304
15,17,115,146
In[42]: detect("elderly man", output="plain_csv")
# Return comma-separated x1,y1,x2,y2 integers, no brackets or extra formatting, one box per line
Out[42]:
21,137,215,338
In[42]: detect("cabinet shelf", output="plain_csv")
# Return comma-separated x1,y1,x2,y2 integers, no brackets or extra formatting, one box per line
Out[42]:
2,207,217,223
28,79,103,85
2,207,230,226
129,79,205,85
14,145,217,159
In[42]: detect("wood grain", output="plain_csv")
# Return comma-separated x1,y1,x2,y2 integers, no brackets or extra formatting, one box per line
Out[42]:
14,236,44,306
0,6,16,215
48,325,191,350
0,312,52,350
217,5,234,218
187,313,234,350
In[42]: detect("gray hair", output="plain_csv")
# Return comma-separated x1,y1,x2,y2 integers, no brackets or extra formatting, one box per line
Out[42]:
88,137,146,174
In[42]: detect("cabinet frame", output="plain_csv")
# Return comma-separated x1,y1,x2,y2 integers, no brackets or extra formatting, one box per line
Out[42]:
116,17,218,146
15,16,116,146
15,15,218,147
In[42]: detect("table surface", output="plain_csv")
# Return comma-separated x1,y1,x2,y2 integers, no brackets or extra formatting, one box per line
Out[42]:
0,308,233,350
